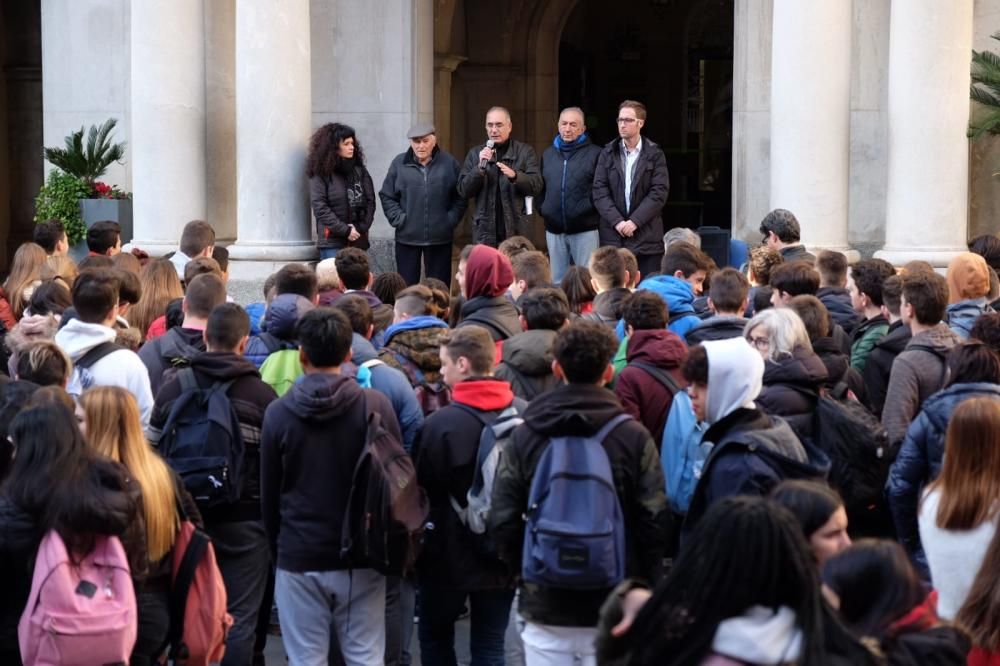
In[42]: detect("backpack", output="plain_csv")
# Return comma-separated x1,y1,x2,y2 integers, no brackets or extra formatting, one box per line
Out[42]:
449,400,526,537
808,383,890,518
390,352,451,416
166,504,233,666
259,349,304,397
157,368,246,508
73,341,125,390
522,413,631,590
629,361,681,397
340,394,430,575
660,391,709,514
19,531,137,666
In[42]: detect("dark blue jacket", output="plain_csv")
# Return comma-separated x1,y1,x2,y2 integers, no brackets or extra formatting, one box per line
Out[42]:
244,294,313,369
539,134,602,235
886,381,1000,576
350,332,423,452
817,287,861,335
379,147,467,246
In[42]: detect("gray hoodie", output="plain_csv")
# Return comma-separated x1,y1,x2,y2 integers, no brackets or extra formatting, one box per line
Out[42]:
882,323,961,447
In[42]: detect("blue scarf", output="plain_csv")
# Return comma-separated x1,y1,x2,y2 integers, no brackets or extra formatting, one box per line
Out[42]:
553,132,589,156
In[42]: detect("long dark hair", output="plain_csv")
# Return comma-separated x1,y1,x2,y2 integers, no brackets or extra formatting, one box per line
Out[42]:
306,122,366,178
560,265,597,315
770,480,844,542
945,340,1000,386
821,539,927,638
626,496,830,665
958,526,1000,652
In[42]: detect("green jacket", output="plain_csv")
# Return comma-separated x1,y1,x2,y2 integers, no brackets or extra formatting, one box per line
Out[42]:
850,315,889,373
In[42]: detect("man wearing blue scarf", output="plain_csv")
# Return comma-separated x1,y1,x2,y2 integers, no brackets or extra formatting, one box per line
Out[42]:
539,107,603,282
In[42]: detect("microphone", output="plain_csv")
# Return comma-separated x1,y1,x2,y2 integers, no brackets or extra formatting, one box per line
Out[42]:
479,139,495,170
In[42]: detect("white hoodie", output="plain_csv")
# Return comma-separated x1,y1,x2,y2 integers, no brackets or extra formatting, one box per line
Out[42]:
55,318,155,429
702,337,765,425
710,605,803,665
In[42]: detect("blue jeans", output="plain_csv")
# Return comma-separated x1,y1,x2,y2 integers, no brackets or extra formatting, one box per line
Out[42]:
319,247,340,260
418,586,514,666
385,576,416,665
545,230,599,283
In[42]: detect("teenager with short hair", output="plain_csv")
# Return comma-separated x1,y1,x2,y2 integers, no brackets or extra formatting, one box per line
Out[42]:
170,219,216,278
847,259,897,372
816,250,861,334
86,220,122,257
624,242,713,340
863,274,911,418
586,246,631,327
509,251,552,302
494,287,569,401
686,267,750,345
33,220,68,256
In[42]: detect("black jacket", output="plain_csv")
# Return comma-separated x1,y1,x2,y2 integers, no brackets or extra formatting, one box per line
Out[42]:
414,378,519,590
150,351,278,524
813,336,868,405
490,384,668,627
756,346,828,439
379,147,467,246
260,373,402,572
138,326,206,398
863,320,911,418
457,139,544,247
539,135,603,235
779,244,817,264
593,137,670,257
309,167,377,250
583,288,633,328
684,316,748,345
817,287,862,335
494,329,560,401
457,296,522,342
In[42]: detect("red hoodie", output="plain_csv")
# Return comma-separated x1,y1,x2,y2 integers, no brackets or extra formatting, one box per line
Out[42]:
451,378,515,411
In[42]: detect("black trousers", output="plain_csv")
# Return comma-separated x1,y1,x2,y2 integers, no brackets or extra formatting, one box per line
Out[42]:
395,242,453,288
637,252,664,279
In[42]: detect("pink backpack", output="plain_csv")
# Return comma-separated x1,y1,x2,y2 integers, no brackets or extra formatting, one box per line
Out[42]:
18,530,137,666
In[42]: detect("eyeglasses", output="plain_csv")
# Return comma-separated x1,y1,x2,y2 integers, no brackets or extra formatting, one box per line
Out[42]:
746,335,770,351
616,117,638,125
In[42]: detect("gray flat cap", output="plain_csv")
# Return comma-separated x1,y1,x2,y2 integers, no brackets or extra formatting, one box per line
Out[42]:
407,123,436,139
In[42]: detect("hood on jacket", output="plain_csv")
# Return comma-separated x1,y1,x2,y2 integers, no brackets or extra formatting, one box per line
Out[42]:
685,316,748,345
501,329,557,376
265,293,316,340
919,382,1000,434
763,346,828,391
906,324,961,356
626,329,687,367
284,372,363,421
350,332,379,363
817,286,862,331
946,298,990,339
343,289,384,310
592,288,632,321
521,383,622,436
635,275,695,316
452,378,515,411
191,351,264,382
5,313,59,354
383,325,447,373
466,245,514,298
54,318,116,361
947,252,990,303
811,337,849,386
711,606,803,665
874,320,911,353
383,315,449,345
703,337,764,425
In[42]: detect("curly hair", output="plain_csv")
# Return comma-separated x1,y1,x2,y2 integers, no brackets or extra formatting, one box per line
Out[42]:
306,123,366,179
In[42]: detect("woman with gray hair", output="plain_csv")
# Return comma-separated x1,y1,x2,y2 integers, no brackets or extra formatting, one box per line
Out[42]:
744,308,828,438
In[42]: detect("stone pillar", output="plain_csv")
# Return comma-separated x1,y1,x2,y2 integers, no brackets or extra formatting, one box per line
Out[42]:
876,0,974,265
434,54,467,155
731,0,772,243
311,0,434,273
130,0,207,255
227,0,315,273
770,0,852,251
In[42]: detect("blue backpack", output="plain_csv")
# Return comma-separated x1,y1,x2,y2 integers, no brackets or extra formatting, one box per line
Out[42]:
521,414,630,590
660,392,709,514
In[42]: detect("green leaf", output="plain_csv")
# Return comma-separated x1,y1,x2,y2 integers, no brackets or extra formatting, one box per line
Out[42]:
41,118,127,182
33,169,90,245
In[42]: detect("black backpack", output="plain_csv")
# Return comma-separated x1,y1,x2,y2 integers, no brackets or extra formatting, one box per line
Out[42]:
340,394,429,575
156,368,245,508
809,383,890,520
74,341,126,390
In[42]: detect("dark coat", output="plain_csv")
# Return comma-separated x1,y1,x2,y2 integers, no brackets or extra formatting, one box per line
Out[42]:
489,384,668,627
779,244,817,264
756,346,828,439
863,320,912,418
379,146,467,246
457,296,522,342
817,286,862,335
684,316,748,346
494,329,560,401
414,378,519,590
614,329,688,443
539,135,603,235
138,327,206,398
309,167,376,250
683,408,828,535
813,336,868,405
584,288,633,328
351,333,423,453
260,373,402,572
887,382,1000,574
149,351,278,524
593,137,670,257
457,139,544,247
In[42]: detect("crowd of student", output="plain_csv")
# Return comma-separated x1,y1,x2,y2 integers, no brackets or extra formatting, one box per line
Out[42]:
2,210,1000,666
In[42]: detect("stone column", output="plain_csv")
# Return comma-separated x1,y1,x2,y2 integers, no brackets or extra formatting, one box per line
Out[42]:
769,0,852,251
130,0,207,255
875,0,974,266
434,54,467,155
227,0,315,274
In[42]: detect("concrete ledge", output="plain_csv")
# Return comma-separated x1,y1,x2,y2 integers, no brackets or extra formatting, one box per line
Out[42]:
874,247,968,269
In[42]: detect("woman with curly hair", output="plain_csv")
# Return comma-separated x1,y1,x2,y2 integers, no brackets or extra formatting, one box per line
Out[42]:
307,122,376,259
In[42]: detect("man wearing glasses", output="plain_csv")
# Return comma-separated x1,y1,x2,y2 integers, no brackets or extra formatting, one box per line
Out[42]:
593,100,670,277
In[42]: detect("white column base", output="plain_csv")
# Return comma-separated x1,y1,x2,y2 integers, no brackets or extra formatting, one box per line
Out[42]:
226,240,318,263
873,247,967,269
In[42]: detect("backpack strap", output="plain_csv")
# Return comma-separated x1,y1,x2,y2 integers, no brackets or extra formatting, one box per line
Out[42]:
167,527,210,659
361,359,385,370
74,341,124,370
593,413,633,442
629,361,681,397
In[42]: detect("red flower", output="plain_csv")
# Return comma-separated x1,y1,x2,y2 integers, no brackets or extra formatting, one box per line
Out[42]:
93,181,113,197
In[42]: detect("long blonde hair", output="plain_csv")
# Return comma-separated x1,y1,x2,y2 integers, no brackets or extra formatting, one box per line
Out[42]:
4,243,48,319
81,386,178,561
127,259,183,340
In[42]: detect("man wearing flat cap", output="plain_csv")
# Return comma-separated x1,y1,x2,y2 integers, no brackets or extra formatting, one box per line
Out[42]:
379,123,467,286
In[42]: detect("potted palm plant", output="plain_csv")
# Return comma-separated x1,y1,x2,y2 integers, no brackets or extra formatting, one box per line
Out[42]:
970,33,1000,142
34,118,131,257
